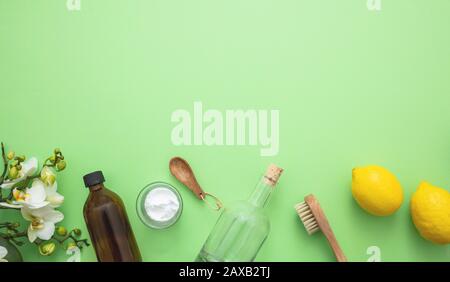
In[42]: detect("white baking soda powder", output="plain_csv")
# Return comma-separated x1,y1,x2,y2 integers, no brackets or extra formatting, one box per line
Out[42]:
144,187,180,222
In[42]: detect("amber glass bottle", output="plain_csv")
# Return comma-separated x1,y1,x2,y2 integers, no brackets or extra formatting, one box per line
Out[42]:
83,171,142,262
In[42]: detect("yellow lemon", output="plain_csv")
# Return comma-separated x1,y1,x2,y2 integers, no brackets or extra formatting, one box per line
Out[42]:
352,165,403,216
410,182,450,244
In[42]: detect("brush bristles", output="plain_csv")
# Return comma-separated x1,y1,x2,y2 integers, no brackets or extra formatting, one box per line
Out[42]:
295,201,320,235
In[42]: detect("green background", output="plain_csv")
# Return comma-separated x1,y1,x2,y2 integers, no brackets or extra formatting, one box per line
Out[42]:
0,0,449,262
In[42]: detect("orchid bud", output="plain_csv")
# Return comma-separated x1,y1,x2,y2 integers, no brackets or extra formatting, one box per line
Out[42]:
16,155,25,162
73,228,82,236
8,166,18,179
67,242,77,250
40,166,56,186
6,151,15,160
56,226,68,236
54,148,61,154
39,242,56,256
56,160,66,171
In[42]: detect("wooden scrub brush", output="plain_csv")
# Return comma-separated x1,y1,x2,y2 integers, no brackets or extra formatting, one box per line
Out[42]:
295,194,347,262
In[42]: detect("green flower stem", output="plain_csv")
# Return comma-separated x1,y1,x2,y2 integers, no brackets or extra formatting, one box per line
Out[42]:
0,222,26,245
0,142,7,193
1,230,27,239
0,225,89,247
45,232,90,249
1,228,89,249
0,222,21,233
0,222,18,228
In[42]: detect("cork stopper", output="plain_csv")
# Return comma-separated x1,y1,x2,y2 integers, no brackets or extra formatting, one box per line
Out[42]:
264,164,283,187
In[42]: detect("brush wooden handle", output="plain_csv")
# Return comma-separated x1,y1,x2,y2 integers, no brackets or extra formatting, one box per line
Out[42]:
305,195,347,262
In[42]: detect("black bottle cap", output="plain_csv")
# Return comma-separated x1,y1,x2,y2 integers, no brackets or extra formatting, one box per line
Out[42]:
83,171,105,187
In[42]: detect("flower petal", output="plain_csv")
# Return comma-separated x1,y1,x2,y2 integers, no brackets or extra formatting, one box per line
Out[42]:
45,182,63,207
26,201,50,209
0,178,22,190
27,225,37,242
35,222,55,240
44,209,64,223
21,157,38,177
47,192,64,208
23,205,48,218
45,181,58,194
66,246,81,262
21,206,33,221
25,179,48,208
0,202,22,209
0,246,7,258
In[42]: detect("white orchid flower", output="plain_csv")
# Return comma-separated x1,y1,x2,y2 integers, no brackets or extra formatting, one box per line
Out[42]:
0,157,38,190
13,179,49,209
66,245,81,262
0,175,64,209
21,206,64,242
0,246,7,262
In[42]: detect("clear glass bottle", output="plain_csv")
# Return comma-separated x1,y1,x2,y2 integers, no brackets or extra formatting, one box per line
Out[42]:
196,164,283,262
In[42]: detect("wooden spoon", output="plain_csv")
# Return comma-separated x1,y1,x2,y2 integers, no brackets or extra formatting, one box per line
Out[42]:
169,157,223,210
